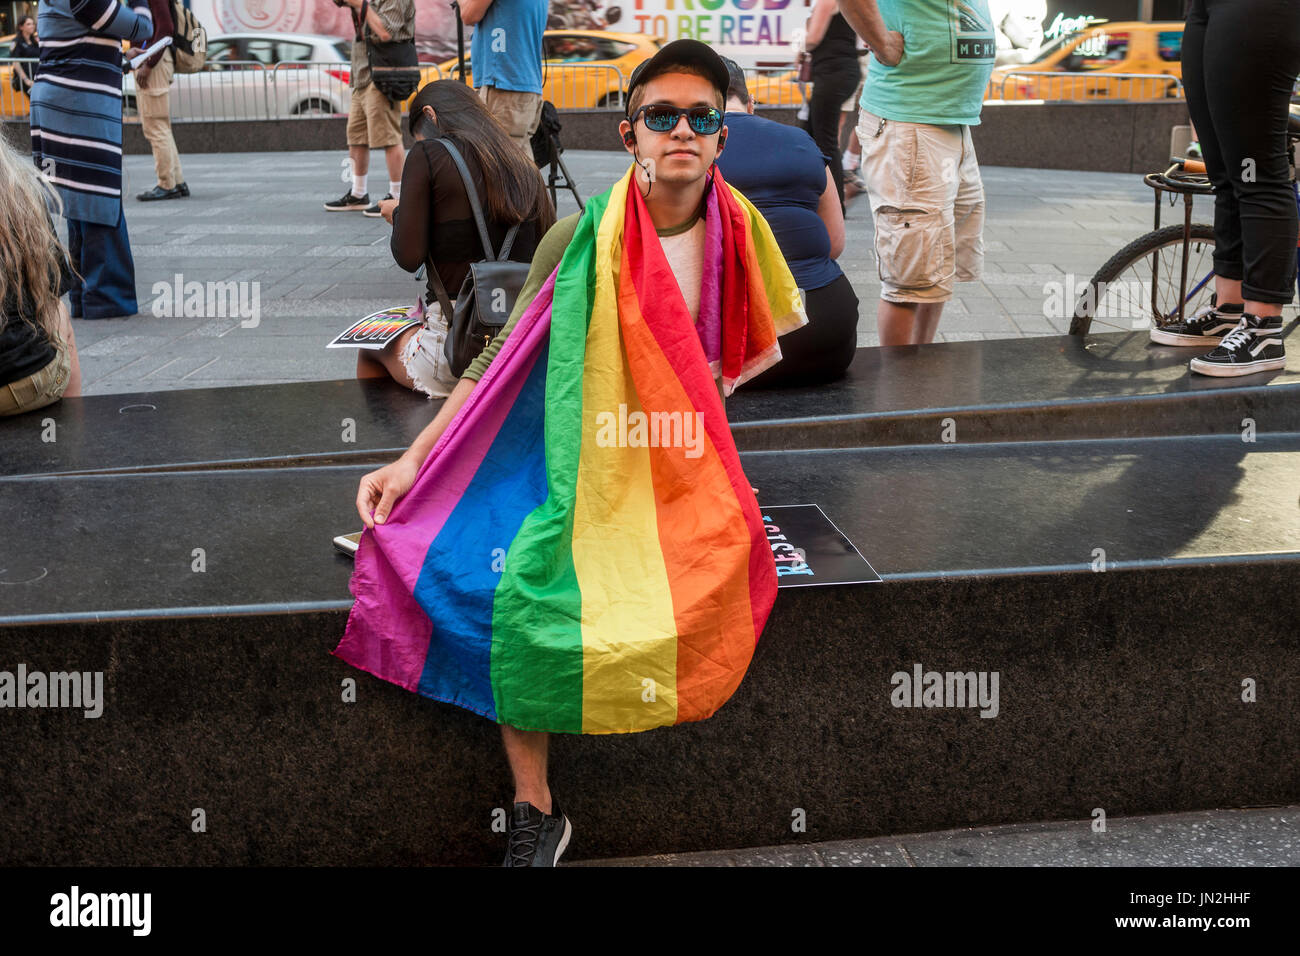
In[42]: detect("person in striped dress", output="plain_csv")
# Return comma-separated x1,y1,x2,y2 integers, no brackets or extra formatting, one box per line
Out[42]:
30,0,154,320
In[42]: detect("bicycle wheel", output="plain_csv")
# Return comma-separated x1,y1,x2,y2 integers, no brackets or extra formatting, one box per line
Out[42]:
1070,224,1216,335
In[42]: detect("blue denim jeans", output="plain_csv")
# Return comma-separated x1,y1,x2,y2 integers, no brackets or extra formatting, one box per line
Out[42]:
66,204,138,319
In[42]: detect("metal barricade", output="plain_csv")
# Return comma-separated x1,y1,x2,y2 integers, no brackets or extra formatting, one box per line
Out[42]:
986,71,1184,103
540,62,625,110
0,58,39,119
745,66,805,108
268,60,356,119
122,60,272,122
270,61,444,118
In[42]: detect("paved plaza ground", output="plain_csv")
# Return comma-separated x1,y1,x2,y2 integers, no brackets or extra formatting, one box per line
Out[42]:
584,806,1300,866
69,148,1186,394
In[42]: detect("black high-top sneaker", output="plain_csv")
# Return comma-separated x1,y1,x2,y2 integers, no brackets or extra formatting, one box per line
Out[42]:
1189,313,1286,376
1150,302,1244,346
502,800,573,867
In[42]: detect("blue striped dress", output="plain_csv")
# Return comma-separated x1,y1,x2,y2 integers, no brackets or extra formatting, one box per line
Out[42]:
30,0,154,227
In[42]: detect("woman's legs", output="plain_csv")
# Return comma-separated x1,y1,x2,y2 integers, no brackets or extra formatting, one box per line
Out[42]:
354,326,420,388
1189,0,1300,313
808,65,861,209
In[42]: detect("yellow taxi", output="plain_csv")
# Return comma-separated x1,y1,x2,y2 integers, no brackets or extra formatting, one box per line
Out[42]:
435,29,661,110
749,69,806,107
988,22,1185,101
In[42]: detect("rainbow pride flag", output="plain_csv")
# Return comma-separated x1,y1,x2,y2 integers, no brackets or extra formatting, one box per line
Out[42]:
333,165,805,734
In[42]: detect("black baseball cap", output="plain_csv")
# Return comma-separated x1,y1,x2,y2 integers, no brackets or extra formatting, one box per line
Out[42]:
625,39,730,116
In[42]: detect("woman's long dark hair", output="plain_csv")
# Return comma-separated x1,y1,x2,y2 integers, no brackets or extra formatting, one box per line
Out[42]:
407,80,555,234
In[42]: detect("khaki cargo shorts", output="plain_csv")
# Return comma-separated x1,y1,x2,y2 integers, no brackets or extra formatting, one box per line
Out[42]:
0,333,71,417
857,109,986,303
347,82,403,149
478,86,543,152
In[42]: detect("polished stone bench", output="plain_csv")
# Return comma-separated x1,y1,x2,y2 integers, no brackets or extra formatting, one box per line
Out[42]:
1,331,1297,864
729,329,1300,449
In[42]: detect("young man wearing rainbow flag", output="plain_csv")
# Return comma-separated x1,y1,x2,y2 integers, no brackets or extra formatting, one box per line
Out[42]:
337,40,807,866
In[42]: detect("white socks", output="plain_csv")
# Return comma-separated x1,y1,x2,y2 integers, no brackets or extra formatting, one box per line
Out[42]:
389,181,402,201
351,174,367,199
842,150,860,171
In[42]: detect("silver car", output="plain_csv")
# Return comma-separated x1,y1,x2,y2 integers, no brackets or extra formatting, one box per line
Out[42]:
124,32,353,120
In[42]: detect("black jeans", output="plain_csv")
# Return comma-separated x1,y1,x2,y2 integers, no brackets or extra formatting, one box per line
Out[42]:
1183,0,1300,303
802,61,860,210
742,272,859,389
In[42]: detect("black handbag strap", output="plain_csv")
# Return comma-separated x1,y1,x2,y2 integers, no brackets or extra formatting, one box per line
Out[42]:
426,256,456,325
422,138,524,321
354,0,368,42
435,138,522,263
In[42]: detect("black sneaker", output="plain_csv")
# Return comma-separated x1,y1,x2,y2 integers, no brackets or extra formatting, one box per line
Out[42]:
325,190,369,212
1149,303,1243,346
502,800,572,867
363,193,393,218
175,181,190,197
1189,314,1286,377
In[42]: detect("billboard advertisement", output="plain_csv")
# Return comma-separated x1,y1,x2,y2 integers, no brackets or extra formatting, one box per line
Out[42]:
183,1,1184,71
187,0,460,60
186,0,812,66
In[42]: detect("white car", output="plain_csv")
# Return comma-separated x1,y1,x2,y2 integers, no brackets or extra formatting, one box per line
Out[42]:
124,32,353,120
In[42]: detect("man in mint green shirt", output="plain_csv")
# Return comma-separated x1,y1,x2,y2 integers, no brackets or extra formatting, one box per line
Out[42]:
841,0,996,346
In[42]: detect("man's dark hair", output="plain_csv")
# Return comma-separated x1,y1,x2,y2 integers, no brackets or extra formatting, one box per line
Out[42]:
720,57,751,107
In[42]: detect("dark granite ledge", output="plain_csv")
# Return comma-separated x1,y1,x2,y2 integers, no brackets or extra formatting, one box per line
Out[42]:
3,433,1296,622
2,561,1296,865
6,333,1298,478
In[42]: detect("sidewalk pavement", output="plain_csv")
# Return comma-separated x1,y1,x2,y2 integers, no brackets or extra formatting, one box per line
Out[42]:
574,806,1300,866
66,149,1171,395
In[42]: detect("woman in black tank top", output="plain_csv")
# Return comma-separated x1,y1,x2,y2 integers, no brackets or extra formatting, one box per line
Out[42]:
803,1,862,211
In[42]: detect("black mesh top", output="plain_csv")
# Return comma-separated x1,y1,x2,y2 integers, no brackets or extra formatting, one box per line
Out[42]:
389,138,547,306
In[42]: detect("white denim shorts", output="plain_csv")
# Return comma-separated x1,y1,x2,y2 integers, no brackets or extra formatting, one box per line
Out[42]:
398,299,460,400
857,109,986,303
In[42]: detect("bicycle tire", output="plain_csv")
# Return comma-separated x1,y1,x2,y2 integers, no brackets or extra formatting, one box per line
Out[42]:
1069,223,1216,334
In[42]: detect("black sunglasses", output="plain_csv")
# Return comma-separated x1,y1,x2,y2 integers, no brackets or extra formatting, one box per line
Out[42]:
631,104,724,135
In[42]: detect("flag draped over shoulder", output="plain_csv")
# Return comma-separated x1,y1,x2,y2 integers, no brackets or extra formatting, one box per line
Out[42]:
333,165,806,734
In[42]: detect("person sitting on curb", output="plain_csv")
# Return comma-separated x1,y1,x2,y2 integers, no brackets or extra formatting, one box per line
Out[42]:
0,135,83,417
355,80,554,398
336,40,806,867
716,56,859,388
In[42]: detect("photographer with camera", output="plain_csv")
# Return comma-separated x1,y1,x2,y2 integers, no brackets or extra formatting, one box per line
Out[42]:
324,0,416,217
